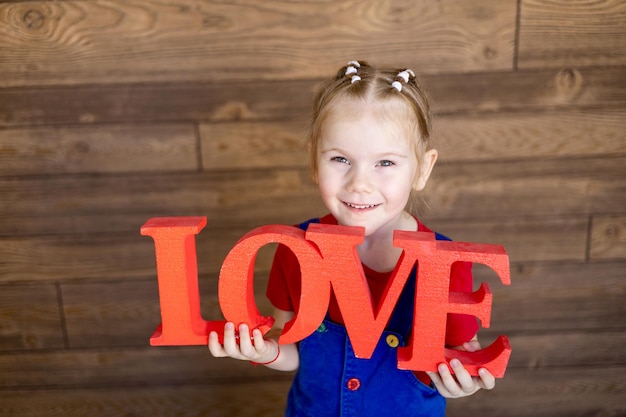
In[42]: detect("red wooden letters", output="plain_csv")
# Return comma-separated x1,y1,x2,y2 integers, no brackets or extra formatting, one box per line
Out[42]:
142,217,512,377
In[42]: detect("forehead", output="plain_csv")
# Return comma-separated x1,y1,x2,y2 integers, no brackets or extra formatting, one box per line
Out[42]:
327,95,413,120
320,96,417,144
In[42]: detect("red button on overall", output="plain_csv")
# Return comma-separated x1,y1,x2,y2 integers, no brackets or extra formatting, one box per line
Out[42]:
346,378,361,391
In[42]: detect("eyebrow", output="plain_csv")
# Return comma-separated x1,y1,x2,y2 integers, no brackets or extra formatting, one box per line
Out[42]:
320,148,409,159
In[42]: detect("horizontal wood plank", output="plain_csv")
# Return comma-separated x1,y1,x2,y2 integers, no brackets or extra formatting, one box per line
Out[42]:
0,234,159,283
447,365,626,417
2,67,625,127
0,0,516,87
1,329,622,388
518,0,626,69
590,214,626,261
199,109,626,170
426,155,626,221
200,121,306,170
0,366,623,417
1,156,624,237
62,279,160,349
0,215,606,283
434,108,626,162
0,124,197,176
474,261,625,333
483,329,626,369
0,346,293,389
0,283,64,350
430,216,589,262
60,275,274,349
0,168,324,237
0,381,292,417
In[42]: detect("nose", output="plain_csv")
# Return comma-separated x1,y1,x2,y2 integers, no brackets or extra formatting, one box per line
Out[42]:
347,165,374,194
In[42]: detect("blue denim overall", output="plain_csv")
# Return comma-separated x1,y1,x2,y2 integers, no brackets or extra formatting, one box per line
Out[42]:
285,220,448,417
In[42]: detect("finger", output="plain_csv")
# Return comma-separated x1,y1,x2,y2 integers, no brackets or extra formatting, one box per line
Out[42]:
450,359,478,394
238,323,256,357
463,340,482,352
437,362,464,397
208,331,226,357
222,322,243,357
478,368,496,390
252,328,267,351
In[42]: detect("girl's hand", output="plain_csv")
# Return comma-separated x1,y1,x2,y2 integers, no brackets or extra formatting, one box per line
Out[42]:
426,340,496,398
208,322,278,364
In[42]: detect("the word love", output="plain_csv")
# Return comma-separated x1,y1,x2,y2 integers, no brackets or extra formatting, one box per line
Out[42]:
141,217,512,377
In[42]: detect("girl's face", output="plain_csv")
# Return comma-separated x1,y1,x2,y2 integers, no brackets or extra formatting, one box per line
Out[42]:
316,98,436,238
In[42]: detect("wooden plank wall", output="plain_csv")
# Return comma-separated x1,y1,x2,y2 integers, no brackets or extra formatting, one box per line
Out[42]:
1,0,625,415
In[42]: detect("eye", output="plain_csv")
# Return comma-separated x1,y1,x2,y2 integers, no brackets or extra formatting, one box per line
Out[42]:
331,156,350,164
377,160,395,167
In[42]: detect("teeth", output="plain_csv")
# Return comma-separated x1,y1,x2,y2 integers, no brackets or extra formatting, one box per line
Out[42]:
346,202,377,209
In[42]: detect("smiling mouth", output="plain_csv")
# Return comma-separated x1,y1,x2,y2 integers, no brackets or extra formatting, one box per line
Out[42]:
343,202,380,210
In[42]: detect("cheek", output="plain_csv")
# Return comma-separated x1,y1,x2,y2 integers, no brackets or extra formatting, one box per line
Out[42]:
379,172,414,201
316,167,336,197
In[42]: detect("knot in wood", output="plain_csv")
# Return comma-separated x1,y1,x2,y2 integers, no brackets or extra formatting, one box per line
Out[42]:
483,46,498,60
23,9,45,30
604,223,620,238
555,68,583,98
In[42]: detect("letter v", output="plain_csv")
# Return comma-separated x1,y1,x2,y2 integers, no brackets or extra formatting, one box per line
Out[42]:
304,223,418,359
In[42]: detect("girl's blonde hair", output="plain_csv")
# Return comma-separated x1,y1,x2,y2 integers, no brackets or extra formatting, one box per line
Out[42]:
308,60,433,183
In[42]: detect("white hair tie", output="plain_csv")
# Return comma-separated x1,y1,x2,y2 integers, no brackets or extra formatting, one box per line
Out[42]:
397,70,411,83
351,75,361,84
392,69,415,92
345,66,358,76
347,60,361,68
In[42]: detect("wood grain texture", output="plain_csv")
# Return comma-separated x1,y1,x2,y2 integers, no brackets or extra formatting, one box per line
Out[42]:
446,366,626,417
200,121,306,170
0,283,64,350
0,0,516,87
0,367,622,417
0,216,603,283
431,216,589,262
435,109,626,162
1,156,624,237
589,214,626,260
0,234,159,283
0,124,198,175
0,346,293,389
518,0,626,69
0,381,292,417
60,275,274,349
426,155,626,220
200,109,626,170
475,261,625,333
1,330,622,388
495,329,626,369
2,67,626,127
1,1,624,415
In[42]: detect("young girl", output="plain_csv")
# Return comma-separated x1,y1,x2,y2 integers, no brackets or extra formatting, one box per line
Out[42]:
209,60,495,416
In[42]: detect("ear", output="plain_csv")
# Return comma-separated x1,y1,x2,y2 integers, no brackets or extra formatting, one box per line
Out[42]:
413,149,438,191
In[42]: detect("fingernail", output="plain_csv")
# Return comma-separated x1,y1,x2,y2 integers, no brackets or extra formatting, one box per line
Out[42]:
451,359,461,367
438,364,447,373
225,322,234,330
